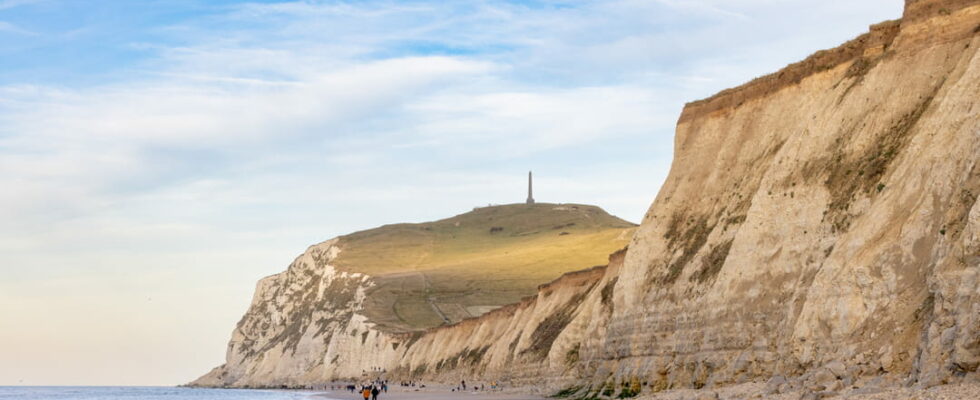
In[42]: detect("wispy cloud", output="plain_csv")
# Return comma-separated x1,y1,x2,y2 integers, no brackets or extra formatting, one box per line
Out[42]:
0,20,34,35
652,0,751,19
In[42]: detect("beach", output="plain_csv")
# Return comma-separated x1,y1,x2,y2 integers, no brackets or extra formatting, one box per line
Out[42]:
308,381,980,400
312,384,546,400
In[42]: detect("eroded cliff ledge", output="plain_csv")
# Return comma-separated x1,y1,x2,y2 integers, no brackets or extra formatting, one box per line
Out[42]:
193,0,979,397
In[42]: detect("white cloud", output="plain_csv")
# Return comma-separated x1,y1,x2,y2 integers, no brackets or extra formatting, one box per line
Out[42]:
0,56,501,227
5,56,494,145
404,85,675,154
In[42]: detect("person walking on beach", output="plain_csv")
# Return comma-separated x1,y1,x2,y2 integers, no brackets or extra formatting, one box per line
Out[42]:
361,386,371,400
371,385,380,400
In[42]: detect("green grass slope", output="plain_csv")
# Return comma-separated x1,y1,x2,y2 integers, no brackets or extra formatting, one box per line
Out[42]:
332,203,636,332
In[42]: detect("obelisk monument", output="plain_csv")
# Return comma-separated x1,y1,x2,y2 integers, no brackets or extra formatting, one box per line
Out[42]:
526,171,535,204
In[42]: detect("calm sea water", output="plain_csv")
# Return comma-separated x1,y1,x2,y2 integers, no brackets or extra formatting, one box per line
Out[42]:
0,387,337,400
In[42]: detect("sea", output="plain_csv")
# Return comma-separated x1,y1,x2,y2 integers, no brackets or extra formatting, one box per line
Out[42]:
0,387,338,400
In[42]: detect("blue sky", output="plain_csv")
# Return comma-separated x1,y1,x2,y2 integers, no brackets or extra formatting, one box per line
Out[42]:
0,0,903,386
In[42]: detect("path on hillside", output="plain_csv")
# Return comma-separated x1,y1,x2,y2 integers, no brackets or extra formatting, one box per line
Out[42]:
405,232,450,325
421,273,451,324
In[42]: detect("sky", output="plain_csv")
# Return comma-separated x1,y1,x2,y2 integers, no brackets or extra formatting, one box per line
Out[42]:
0,0,904,386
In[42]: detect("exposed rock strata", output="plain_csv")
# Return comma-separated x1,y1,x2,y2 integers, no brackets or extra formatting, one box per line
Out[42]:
608,1,979,392
193,1,980,396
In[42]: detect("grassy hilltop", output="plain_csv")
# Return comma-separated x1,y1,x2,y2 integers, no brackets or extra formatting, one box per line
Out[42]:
331,203,636,332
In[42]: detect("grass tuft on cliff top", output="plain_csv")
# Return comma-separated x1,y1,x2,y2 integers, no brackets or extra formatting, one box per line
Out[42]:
331,203,635,332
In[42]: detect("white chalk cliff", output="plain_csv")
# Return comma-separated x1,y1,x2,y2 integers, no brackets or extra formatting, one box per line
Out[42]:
193,0,980,396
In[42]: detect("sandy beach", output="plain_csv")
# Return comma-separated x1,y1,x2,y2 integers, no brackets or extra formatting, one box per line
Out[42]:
310,381,980,400
312,384,546,400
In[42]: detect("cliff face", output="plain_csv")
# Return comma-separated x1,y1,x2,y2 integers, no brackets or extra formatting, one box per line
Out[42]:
393,0,980,391
192,239,401,387
393,250,625,389
193,0,980,394
605,0,979,389
192,204,634,387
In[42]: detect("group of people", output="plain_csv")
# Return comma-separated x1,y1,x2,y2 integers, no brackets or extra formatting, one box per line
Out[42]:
325,381,388,400
354,380,387,400
358,384,384,400
450,379,499,392
322,377,501,398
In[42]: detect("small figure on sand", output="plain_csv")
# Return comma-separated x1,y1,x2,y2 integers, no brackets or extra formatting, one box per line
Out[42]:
361,386,371,400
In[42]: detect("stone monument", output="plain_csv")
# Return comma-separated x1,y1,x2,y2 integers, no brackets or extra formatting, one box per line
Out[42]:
526,171,535,204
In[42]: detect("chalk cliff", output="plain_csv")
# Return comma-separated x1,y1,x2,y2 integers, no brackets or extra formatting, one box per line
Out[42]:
193,0,979,396
191,204,635,387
